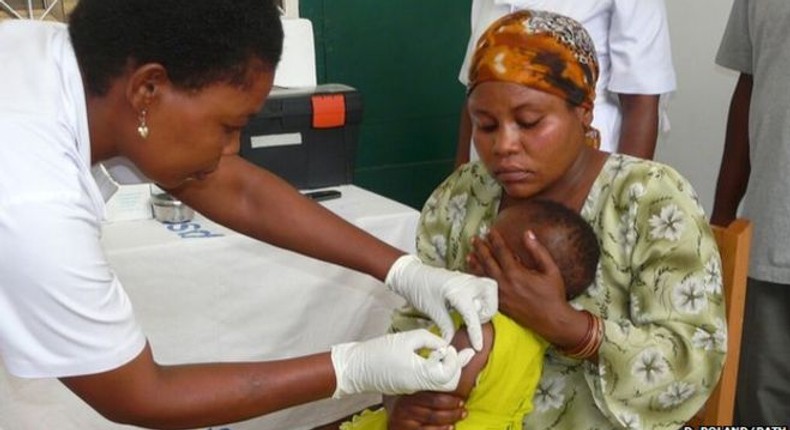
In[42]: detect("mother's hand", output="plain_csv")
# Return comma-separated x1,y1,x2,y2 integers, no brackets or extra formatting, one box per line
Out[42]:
384,392,466,430
468,228,580,346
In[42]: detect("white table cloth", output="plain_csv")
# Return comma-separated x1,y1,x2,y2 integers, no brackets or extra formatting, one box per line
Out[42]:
0,185,418,430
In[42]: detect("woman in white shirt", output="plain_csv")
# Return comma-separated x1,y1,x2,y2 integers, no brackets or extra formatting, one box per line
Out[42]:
0,0,498,427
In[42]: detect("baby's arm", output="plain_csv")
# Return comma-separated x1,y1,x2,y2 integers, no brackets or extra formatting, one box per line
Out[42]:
382,321,494,427
449,321,494,398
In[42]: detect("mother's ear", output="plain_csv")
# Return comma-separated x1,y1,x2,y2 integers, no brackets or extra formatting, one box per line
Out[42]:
574,105,593,129
126,63,169,112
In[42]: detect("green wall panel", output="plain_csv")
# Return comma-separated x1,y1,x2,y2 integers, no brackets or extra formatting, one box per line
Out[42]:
354,161,455,211
301,0,470,208
356,116,459,167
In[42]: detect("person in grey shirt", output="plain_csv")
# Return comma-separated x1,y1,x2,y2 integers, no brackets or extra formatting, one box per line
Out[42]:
712,0,790,424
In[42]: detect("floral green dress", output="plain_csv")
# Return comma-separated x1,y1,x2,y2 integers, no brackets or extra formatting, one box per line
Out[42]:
413,154,725,430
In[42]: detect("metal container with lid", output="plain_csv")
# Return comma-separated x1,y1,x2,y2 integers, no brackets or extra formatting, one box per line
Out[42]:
150,192,195,223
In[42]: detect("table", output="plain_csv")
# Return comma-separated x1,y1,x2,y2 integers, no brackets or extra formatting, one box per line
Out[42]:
0,185,417,430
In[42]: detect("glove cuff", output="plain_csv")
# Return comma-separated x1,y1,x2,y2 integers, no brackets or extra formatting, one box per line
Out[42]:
384,254,420,293
330,342,355,399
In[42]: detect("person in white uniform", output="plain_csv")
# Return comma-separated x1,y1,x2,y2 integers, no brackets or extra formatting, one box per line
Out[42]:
0,0,498,428
712,0,790,424
454,0,676,164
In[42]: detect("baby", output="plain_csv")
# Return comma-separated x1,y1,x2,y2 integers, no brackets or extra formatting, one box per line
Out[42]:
339,199,600,429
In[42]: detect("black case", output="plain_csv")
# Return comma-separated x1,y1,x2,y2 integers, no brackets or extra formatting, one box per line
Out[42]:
240,84,363,190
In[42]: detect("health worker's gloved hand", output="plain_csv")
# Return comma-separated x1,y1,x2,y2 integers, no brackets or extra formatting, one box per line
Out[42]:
385,254,498,351
330,329,475,399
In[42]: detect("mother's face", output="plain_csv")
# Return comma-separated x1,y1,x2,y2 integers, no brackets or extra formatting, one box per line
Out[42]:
468,81,591,199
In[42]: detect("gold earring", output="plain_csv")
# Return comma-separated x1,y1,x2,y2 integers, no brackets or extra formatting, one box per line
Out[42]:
137,109,149,139
584,126,600,149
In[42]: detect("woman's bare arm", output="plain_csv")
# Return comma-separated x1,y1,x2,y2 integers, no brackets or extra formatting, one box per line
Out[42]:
60,344,335,429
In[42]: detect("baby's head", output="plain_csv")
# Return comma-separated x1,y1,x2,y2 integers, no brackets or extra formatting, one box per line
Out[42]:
492,199,600,299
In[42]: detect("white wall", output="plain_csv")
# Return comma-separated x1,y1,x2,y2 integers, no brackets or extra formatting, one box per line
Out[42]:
283,0,299,18
656,0,737,214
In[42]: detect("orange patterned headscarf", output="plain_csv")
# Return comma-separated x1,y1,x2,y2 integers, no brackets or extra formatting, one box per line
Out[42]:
468,10,599,110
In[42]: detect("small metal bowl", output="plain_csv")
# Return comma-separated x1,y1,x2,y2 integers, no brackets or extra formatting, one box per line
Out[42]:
150,192,195,223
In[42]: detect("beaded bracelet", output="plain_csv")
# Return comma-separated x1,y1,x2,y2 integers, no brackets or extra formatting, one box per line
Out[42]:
559,310,603,360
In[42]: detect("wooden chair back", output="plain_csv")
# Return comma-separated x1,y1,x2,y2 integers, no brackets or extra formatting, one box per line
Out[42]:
688,218,752,425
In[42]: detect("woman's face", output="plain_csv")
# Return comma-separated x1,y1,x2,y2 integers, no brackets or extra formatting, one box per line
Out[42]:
128,65,275,189
468,81,590,199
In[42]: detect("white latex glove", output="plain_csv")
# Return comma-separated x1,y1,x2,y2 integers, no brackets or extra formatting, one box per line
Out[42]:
385,254,498,351
330,329,475,399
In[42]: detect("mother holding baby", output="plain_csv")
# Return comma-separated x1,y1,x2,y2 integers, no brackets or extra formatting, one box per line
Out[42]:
388,10,725,429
